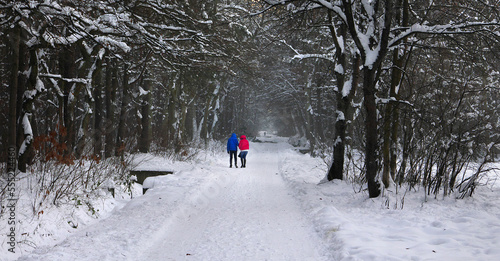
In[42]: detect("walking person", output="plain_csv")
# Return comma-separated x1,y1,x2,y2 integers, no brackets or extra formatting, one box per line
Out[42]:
227,133,239,168
238,135,249,168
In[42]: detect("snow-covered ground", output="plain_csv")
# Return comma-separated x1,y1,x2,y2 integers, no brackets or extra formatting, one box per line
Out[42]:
2,135,500,260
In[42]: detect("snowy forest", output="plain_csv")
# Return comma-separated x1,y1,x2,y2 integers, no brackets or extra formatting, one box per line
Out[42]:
0,0,499,259
1,0,500,223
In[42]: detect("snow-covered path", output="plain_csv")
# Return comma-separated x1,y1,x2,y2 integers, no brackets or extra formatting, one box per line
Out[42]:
141,148,327,261
17,141,331,261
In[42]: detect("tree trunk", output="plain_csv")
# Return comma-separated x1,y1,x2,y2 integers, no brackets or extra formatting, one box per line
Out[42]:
16,35,28,172
60,46,78,156
18,48,41,172
201,81,218,144
139,73,152,153
94,61,104,157
175,100,187,153
303,72,316,154
75,95,92,158
382,0,408,188
363,68,381,198
382,49,404,188
116,64,129,157
75,46,103,158
7,25,20,173
314,83,324,141
104,58,117,158
397,113,412,185
391,0,409,184
166,74,180,149
200,97,211,143
328,55,360,180
186,101,196,142
327,17,350,181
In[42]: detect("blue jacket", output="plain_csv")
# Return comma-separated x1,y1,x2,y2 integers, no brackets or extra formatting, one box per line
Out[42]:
227,133,239,152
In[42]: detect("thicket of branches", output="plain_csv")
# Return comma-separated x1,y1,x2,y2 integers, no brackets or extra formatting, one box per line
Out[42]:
260,0,500,198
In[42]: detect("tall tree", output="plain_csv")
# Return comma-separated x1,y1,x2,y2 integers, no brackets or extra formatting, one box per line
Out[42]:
138,71,152,153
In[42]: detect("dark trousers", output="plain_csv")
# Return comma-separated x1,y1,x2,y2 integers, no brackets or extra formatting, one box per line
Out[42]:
239,151,248,167
229,150,238,167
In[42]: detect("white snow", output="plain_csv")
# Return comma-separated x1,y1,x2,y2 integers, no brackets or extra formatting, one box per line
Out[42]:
2,136,500,261
18,114,33,156
336,110,345,122
138,86,149,96
342,79,352,98
335,64,344,74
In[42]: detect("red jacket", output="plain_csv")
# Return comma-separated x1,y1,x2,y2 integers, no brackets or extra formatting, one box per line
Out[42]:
238,135,249,150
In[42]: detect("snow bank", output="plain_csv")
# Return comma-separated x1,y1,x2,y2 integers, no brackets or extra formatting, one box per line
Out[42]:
278,143,500,261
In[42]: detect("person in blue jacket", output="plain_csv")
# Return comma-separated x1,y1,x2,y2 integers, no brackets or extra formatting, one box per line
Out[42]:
227,133,239,168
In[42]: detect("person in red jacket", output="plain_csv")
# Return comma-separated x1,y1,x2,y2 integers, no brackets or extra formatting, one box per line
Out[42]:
238,135,249,168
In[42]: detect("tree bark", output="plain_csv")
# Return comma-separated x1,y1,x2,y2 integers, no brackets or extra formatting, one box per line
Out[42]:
75,46,103,158
363,68,381,198
314,83,324,141
15,34,28,172
7,25,20,172
176,88,190,153
382,0,408,188
104,58,117,158
116,63,129,157
382,50,404,188
18,47,40,172
303,71,316,154
139,73,152,153
60,45,78,156
94,60,104,157
186,101,196,142
328,55,360,180
327,14,350,180
165,74,180,149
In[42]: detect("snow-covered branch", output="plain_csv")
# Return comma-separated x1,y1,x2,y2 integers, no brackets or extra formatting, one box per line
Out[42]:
389,21,500,48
